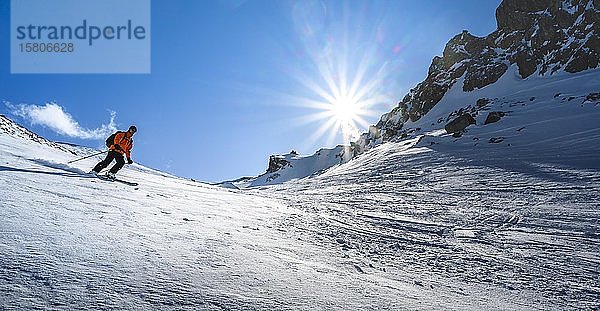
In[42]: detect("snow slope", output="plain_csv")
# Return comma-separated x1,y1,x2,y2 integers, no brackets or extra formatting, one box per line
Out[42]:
3,124,409,310
406,66,600,166
0,116,561,310
240,68,600,309
262,138,600,310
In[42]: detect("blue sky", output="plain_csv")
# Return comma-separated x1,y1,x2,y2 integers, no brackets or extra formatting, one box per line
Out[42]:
0,0,501,182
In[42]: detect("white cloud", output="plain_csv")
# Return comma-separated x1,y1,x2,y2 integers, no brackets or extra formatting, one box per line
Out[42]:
7,102,117,140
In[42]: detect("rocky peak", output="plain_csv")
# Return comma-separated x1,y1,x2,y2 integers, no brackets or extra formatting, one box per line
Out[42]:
267,155,291,173
442,31,487,67
493,0,599,76
495,0,555,30
358,0,598,150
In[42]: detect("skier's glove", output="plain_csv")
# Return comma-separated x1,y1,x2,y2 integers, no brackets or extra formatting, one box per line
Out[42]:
127,158,133,164
113,144,122,151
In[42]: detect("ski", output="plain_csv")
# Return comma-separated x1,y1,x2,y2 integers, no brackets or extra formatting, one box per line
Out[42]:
95,174,139,186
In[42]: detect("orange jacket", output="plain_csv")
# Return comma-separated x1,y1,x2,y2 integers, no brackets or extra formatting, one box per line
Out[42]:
110,131,133,159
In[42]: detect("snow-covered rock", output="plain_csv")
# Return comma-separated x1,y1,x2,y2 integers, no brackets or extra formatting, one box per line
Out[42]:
221,145,356,188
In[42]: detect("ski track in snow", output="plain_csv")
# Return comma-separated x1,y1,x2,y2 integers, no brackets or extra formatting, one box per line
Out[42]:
3,132,598,310
246,67,600,309
0,135,472,311
260,139,600,311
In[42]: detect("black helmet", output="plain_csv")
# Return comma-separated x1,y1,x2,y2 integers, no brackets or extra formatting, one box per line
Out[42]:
128,125,137,133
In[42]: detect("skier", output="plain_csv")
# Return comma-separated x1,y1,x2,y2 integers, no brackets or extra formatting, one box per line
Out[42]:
91,125,137,180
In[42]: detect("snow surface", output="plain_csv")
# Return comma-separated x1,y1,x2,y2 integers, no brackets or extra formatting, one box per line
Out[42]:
2,132,411,310
0,120,552,310
256,67,600,310
262,137,600,310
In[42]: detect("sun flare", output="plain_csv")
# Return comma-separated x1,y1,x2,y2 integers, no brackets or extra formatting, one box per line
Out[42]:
295,74,389,149
278,1,400,150
330,96,358,123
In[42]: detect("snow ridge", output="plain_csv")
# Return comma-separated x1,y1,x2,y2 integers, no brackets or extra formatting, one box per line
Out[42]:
0,114,76,155
218,145,356,188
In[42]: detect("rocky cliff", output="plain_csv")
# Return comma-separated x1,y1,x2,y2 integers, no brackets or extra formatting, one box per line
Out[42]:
358,0,598,149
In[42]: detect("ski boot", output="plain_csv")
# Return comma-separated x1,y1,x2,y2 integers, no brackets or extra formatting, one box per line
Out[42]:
106,172,116,181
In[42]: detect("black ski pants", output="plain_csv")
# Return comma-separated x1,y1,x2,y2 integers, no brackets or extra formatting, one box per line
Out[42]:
92,151,125,174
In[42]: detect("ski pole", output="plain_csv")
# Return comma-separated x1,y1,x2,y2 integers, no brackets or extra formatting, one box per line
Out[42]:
67,150,108,164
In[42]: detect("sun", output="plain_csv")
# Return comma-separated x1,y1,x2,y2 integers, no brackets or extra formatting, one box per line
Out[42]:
330,95,359,125
294,75,388,149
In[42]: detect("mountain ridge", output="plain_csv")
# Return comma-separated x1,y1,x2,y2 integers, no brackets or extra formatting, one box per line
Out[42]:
364,0,598,146
231,0,599,187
